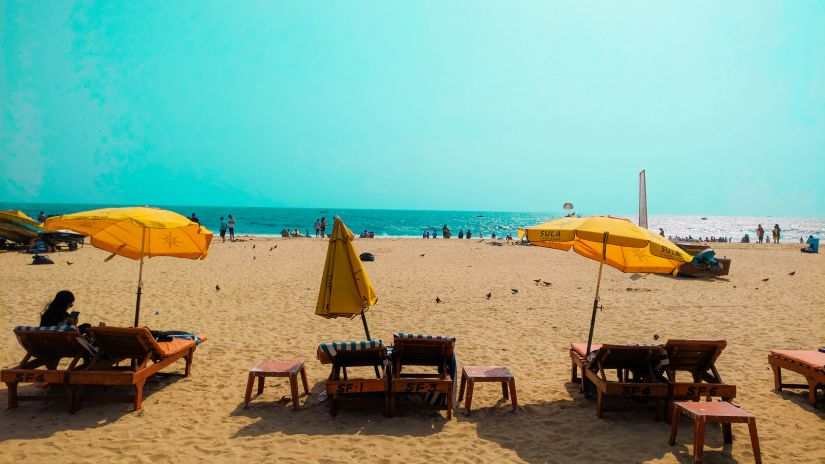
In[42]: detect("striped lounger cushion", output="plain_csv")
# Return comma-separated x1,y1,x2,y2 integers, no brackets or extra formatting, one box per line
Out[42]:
318,340,384,359
14,325,79,332
394,333,456,341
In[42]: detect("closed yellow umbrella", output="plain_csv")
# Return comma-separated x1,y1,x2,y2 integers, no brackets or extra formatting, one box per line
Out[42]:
526,216,692,355
44,206,212,326
316,216,378,339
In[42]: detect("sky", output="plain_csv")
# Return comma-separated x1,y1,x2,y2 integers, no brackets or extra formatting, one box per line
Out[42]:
1,1,824,216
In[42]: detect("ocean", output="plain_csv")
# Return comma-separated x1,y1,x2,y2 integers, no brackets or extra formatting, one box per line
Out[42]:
2,203,823,243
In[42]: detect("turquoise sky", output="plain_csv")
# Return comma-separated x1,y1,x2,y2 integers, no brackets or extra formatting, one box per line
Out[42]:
2,1,823,216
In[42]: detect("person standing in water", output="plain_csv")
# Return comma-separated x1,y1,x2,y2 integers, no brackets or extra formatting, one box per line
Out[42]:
219,217,228,242
314,219,321,238
756,224,764,243
320,217,327,238
228,214,236,241
772,224,781,243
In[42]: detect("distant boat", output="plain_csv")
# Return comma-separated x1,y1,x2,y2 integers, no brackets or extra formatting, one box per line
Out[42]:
701,217,708,220
476,215,484,218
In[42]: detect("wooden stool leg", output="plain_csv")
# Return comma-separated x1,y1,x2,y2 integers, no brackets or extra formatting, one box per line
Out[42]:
571,360,578,382
748,418,762,464
508,378,518,412
693,417,706,464
808,380,817,406
464,379,475,416
501,381,509,399
300,366,310,394
244,372,255,408
289,373,300,410
722,422,733,444
257,376,265,395
771,365,781,391
669,404,681,445
458,371,467,402
6,382,18,409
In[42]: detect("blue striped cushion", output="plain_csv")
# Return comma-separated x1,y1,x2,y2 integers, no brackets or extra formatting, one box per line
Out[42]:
394,332,456,341
318,340,384,358
14,325,78,332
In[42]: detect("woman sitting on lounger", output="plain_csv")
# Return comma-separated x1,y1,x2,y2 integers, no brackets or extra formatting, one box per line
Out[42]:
40,290,90,333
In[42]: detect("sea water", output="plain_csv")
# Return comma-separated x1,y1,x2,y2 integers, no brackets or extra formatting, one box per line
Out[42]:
3,203,823,243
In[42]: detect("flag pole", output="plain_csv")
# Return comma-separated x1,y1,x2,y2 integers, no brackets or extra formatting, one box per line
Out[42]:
585,232,609,356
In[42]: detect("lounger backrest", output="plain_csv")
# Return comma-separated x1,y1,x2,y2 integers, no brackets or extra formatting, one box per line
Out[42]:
87,326,163,360
317,340,386,366
664,339,726,374
595,344,664,370
392,334,455,369
13,326,92,360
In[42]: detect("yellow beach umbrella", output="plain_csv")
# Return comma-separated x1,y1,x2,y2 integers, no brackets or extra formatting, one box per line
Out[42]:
44,206,212,326
526,216,692,355
316,216,378,339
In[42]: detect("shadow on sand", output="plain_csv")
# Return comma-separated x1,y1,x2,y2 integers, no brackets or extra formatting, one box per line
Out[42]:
0,373,187,441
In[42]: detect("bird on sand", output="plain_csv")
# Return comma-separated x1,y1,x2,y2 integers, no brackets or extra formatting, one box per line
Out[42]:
252,244,256,249
435,297,442,304
420,254,425,257
485,292,492,300
788,271,795,276
215,284,221,291
533,278,542,285
761,277,769,282
511,288,519,294
542,281,552,287
66,261,73,265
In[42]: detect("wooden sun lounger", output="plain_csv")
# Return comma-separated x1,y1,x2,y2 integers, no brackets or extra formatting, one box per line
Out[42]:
768,350,825,407
317,343,389,416
68,326,206,411
570,342,603,396
389,334,455,419
660,339,736,418
1,326,94,412
581,344,668,420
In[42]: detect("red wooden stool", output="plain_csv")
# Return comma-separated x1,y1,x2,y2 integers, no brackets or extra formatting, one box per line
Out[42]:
458,365,517,415
244,360,309,410
669,401,761,464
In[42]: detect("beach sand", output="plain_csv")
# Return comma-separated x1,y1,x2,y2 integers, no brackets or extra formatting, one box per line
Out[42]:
1,238,823,463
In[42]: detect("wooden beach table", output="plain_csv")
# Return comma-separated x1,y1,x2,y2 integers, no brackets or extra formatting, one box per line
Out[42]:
244,360,309,410
669,401,761,464
458,365,517,415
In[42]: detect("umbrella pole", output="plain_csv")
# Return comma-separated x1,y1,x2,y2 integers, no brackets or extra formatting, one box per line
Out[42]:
361,310,381,378
134,226,146,327
585,232,609,356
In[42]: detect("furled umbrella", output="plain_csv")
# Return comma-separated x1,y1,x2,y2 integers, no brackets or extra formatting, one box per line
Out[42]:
316,216,378,340
43,207,212,326
526,216,692,356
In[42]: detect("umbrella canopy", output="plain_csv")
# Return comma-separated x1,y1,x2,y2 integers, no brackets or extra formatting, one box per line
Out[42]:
43,206,211,260
316,216,378,339
43,207,212,326
526,216,692,273
526,216,692,355
0,210,42,243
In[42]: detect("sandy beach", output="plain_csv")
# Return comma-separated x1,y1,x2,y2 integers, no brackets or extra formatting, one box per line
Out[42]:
0,238,823,463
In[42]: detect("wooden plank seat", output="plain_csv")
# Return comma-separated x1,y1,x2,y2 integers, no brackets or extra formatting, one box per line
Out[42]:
768,349,825,407
570,342,603,395
1,326,95,412
582,344,668,419
660,339,736,420
317,340,389,416
68,326,206,411
389,333,456,419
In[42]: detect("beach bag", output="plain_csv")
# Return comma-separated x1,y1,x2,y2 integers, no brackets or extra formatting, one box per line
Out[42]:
359,252,375,262
32,255,54,265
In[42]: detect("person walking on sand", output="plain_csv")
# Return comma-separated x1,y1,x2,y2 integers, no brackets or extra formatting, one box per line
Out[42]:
314,219,320,238
772,224,781,243
756,224,764,243
219,217,228,243
320,217,327,238
228,214,236,241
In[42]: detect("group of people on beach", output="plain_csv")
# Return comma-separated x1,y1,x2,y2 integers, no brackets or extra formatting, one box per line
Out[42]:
754,224,781,244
